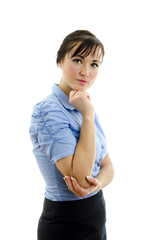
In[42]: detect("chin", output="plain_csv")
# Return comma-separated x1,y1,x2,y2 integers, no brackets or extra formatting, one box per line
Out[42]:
74,85,90,92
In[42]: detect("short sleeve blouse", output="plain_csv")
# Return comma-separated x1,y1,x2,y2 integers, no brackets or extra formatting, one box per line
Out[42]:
29,84,108,201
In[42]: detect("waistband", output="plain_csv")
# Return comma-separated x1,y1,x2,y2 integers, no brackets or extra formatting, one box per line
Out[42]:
42,190,105,218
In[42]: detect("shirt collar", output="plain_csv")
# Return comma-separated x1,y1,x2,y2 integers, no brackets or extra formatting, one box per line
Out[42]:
52,84,75,110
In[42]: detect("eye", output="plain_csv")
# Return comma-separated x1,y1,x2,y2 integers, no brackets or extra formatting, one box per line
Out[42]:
91,63,99,68
73,59,82,64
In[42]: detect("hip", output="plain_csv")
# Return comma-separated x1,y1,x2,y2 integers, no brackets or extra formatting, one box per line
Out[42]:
38,190,106,239
42,190,105,219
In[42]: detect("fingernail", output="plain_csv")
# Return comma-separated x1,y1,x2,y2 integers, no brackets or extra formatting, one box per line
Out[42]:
63,176,69,180
86,176,91,179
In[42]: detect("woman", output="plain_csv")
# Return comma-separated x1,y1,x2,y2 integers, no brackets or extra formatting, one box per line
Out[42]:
29,30,114,240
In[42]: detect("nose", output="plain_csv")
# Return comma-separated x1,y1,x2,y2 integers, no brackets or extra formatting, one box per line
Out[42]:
80,64,89,77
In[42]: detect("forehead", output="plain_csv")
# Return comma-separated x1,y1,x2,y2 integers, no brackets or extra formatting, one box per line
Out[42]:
68,42,103,61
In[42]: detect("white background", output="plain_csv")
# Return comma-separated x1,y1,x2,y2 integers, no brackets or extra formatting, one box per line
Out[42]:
0,0,159,239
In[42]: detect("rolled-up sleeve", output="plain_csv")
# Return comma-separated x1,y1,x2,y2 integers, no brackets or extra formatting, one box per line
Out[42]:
100,143,108,161
31,101,77,164
95,113,108,164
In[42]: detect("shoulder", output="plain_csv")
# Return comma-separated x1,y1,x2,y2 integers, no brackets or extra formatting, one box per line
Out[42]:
31,94,70,124
32,93,63,115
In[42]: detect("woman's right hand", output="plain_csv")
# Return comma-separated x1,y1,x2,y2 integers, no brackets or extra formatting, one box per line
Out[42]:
69,90,94,117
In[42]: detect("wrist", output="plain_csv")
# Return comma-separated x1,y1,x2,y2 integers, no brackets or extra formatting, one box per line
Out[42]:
82,111,95,120
95,177,103,190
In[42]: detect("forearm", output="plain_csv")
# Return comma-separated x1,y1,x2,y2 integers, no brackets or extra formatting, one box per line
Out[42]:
96,156,114,190
71,114,96,187
64,155,114,197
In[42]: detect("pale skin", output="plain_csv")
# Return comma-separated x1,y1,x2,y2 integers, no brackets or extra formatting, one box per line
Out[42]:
56,45,114,197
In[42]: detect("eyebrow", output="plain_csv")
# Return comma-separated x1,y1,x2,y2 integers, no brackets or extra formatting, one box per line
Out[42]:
72,55,101,64
92,59,101,64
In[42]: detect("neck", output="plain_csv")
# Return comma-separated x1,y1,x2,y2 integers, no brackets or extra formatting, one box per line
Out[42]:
58,81,72,97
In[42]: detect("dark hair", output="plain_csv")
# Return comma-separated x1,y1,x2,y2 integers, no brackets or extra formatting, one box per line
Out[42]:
56,30,105,65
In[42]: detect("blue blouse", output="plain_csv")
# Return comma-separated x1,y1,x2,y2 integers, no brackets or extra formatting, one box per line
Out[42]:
29,84,108,201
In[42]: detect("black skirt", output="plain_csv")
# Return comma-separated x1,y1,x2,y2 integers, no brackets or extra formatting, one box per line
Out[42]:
38,190,106,240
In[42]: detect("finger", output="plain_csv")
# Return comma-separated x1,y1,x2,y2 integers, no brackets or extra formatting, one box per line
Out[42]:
86,176,98,186
69,91,77,101
64,177,82,197
85,93,91,100
81,91,90,99
73,177,97,194
64,177,97,197
87,95,91,100
71,177,93,197
64,177,75,192
76,91,84,99
71,177,87,195
69,90,76,97
63,176,70,188
68,178,83,197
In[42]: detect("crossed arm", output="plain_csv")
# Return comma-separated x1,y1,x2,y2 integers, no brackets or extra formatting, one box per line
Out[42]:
55,90,114,196
63,153,114,198
55,91,96,188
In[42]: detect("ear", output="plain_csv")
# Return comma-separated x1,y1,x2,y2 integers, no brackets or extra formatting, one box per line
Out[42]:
58,60,62,68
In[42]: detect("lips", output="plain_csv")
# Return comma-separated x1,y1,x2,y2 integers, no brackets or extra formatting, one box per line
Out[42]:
77,79,88,85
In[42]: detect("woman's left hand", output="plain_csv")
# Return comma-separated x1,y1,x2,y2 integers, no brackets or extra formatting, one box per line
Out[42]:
63,176,102,198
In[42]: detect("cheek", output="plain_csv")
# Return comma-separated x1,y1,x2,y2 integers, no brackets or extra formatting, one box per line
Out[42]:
70,65,79,76
65,65,78,78
91,70,99,80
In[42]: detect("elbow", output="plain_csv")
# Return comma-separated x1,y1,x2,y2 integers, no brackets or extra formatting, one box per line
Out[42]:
74,176,90,188
71,169,92,188
70,156,94,188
